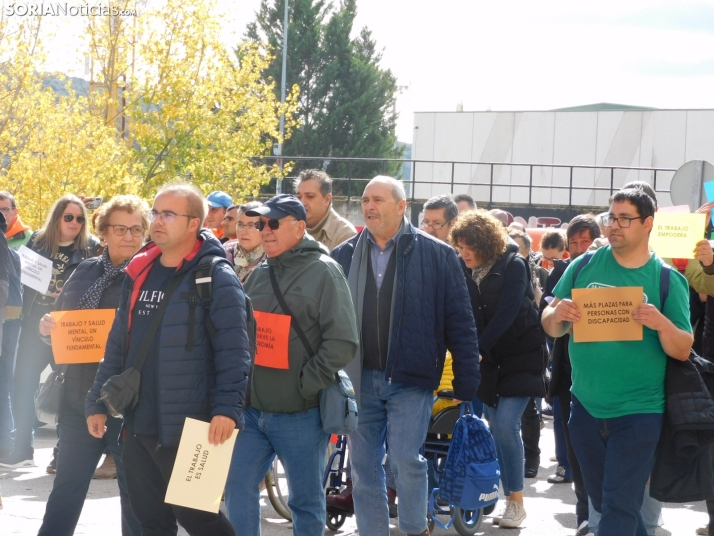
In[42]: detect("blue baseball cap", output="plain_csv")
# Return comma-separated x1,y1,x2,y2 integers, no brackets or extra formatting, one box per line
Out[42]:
206,191,233,209
245,194,306,222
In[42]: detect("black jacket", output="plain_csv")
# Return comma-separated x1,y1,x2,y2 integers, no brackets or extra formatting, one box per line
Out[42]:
45,257,125,418
539,258,572,400
466,241,546,406
650,354,714,502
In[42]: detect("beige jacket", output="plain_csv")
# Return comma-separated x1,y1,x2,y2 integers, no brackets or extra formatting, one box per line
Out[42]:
307,206,357,252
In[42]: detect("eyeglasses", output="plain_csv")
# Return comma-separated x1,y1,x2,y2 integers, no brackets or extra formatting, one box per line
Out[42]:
148,210,195,224
256,218,297,232
236,222,261,232
63,214,86,224
601,215,643,228
107,225,145,237
420,220,449,230
0,207,14,214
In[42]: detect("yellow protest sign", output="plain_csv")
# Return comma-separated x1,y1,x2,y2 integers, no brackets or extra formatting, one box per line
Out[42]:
572,286,643,343
648,212,706,259
50,309,116,364
165,418,239,513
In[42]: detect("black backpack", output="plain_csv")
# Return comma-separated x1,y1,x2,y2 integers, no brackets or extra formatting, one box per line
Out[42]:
188,255,257,362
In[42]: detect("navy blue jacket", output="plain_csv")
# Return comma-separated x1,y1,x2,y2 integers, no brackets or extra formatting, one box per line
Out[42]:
331,225,480,401
86,230,252,447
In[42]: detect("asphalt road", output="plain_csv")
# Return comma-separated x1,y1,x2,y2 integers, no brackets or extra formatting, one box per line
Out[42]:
0,421,707,535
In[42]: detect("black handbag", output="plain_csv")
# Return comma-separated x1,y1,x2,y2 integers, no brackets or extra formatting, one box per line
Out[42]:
98,271,186,418
268,266,358,434
35,366,68,424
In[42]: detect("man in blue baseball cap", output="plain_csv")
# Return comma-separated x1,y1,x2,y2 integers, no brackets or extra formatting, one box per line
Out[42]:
224,193,359,535
205,191,233,241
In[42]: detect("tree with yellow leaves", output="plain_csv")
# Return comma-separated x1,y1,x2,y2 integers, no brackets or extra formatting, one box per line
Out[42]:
86,0,298,199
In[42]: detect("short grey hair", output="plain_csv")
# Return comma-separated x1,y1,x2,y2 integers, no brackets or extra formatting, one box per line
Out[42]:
295,169,332,197
424,194,458,222
370,175,406,202
509,230,531,251
156,181,207,225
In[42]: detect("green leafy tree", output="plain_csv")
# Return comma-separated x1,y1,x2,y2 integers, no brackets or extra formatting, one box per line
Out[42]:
247,0,402,195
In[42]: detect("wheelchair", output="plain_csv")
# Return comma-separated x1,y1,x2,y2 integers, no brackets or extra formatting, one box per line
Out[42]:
424,391,496,536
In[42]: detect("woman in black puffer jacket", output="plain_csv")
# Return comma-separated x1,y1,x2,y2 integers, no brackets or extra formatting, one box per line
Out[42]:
36,195,149,536
449,210,546,529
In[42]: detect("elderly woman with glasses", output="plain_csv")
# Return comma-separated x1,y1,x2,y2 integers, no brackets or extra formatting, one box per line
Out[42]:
224,202,267,283
0,195,101,469
449,210,547,529
36,195,148,536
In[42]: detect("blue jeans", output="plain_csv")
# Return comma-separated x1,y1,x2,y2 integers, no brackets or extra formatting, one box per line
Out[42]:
349,369,433,536
225,406,329,536
0,320,20,452
569,395,662,536
38,409,140,536
553,396,572,479
484,396,530,496
588,484,661,536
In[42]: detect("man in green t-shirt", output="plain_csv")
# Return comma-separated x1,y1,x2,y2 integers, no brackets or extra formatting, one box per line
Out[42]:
542,188,693,536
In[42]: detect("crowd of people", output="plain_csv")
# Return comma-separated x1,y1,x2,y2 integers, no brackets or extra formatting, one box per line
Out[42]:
0,171,712,536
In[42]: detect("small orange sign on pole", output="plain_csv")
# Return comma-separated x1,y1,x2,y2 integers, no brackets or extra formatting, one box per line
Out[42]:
50,309,116,364
253,311,291,369
571,286,643,343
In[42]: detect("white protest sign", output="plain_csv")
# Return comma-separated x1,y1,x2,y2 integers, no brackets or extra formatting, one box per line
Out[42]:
18,245,52,295
165,418,239,513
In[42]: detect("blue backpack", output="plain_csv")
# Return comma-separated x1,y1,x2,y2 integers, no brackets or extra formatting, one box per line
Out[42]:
437,403,500,510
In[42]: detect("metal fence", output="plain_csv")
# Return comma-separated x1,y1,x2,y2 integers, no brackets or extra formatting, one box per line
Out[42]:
258,156,677,206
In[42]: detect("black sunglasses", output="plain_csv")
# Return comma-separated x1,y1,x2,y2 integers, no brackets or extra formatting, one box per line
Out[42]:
256,218,296,232
63,214,86,224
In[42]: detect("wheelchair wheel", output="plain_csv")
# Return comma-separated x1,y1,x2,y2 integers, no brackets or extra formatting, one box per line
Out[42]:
326,511,347,531
266,458,292,521
453,506,483,535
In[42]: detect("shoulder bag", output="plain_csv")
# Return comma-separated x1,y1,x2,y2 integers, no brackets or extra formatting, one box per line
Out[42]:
268,266,358,435
98,271,186,418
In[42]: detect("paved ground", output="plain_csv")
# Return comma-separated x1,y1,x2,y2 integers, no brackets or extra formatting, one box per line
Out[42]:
0,420,707,535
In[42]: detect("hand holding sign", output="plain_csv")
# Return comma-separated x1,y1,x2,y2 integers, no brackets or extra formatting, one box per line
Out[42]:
648,213,706,259
571,286,643,343
693,239,714,267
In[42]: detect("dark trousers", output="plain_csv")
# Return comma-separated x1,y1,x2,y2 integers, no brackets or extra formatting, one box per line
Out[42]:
521,397,541,464
559,391,589,527
38,409,140,536
569,395,662,536
12,311,54,456
0,319,20,452
123,430,236,536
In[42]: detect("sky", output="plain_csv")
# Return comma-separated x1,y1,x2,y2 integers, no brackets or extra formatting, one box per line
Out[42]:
33,0,714,143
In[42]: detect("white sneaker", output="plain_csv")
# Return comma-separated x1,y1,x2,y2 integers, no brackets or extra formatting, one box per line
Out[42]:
499,500,526,528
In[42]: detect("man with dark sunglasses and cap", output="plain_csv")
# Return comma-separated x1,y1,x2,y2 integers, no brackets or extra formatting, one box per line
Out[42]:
224,194,359,536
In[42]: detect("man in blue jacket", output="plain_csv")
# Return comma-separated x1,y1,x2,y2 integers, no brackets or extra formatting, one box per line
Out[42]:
331,176,480,536
86,183,251,536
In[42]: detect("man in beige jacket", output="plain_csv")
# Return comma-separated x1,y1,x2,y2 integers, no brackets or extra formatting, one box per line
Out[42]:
296,169,357,251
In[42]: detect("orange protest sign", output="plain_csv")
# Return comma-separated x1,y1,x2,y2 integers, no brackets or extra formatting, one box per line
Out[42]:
253,311,291,369
571,286,643,343
50,309,116,364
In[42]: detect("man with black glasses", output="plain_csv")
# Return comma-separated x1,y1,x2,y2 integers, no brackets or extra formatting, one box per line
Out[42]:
542,188,693,536
86,183,250,536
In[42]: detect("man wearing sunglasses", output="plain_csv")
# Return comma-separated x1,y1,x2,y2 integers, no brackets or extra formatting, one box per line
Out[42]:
86,183,251,536
224,194,359,536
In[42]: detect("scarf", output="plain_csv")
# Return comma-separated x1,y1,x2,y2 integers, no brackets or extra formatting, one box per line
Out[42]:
471,259,497,287
233,244,266,283
76,249,129,310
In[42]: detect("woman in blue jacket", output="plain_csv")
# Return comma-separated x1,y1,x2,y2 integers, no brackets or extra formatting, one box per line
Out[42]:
449,210,546,529
36,195,148,536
